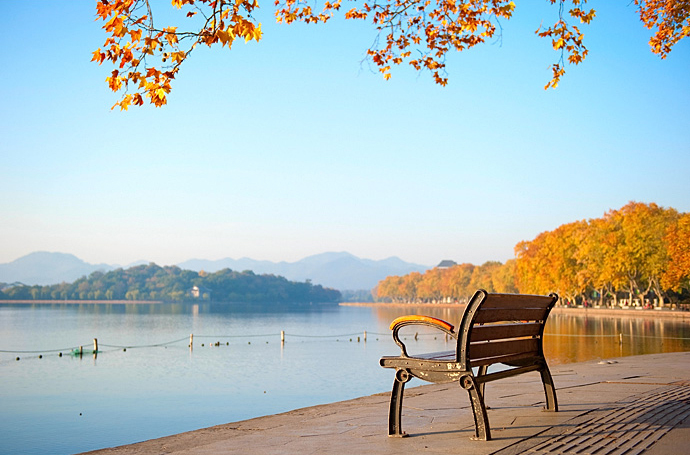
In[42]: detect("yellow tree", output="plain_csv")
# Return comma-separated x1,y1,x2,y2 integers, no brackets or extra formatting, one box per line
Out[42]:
514,221,587,303
491,259,518,293
445,263,475,301
514,231,555,296
469,261,502,292
399,271,422,302
375,274,402,301
94,1,689,109
545,220,589,304
601,202,678,306
661,212,690,292
573,216,619,306
416,267,443,302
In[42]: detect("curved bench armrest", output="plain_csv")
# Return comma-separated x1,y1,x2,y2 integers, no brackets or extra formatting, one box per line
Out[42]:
389,315,456,357
390,315,454,332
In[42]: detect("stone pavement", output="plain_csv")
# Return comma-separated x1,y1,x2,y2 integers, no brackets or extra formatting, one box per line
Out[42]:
82,351,690,455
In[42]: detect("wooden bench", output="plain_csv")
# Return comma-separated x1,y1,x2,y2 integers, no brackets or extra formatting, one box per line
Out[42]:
379,289,559,441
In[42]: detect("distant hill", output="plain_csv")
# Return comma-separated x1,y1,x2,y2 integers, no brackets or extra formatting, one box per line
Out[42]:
0,252,115,286
0,251,430,291
178,252,430,290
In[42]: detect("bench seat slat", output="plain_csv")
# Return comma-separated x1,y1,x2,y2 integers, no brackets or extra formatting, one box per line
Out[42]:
474,307,549,323
415,350,456,361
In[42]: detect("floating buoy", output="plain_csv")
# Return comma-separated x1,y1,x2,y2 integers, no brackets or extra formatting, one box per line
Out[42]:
39,355,43,359
59,352,63,357
16,357,20,361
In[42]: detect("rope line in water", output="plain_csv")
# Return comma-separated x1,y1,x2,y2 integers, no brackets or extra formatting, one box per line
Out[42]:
286,332,364,338
0,343,92,354
3,331,689,355
194,334,277,339
100,336,190,349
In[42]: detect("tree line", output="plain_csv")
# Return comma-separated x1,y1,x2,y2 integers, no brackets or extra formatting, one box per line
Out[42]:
0,263,341,304
375,202,690,307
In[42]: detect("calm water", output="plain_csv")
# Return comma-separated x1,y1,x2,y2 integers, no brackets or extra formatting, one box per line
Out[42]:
1,303,688,455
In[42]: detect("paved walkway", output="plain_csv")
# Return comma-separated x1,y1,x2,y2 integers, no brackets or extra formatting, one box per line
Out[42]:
82,352,690,455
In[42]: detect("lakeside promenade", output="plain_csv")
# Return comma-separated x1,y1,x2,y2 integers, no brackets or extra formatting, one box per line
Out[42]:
81,351,689,455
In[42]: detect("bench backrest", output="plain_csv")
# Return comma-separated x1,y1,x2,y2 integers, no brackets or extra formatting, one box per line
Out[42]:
456,290,557,370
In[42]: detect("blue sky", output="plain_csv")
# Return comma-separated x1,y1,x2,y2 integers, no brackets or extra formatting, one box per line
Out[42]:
1,1,688,268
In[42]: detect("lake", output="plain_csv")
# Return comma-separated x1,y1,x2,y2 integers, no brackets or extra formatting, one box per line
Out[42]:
1,302,688,455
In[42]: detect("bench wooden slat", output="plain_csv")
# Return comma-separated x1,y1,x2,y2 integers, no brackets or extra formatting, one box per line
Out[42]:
473,307,549,323
469,351,540,368
470,322,542,342
480,293,555,310
469,338,540,360
415,350,456,361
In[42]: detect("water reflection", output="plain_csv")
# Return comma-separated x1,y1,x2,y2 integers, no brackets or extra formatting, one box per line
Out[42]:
367,304,690,364
544,312,690,364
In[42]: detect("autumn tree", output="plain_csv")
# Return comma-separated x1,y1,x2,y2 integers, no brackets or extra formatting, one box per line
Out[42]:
94,0,689,109
491,258,518,293
468,261,502,292
514,231,555,296
572,216,618,305
602,202,679,306
661,212,690,292
446,263,475,300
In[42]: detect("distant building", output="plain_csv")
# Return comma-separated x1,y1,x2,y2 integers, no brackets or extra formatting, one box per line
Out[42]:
437,260,457,269
189,285,212,300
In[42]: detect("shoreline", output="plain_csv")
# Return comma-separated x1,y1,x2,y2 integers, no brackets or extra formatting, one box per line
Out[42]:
341,302,690,319
2,300,688,319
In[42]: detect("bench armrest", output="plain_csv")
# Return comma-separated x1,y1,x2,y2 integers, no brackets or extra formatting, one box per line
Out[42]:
389,315,456,357
390,315,454,332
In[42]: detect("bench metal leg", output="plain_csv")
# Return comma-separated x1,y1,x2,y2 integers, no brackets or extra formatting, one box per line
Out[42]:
461,375,491,441
540,365,558,411
477,365,488,398
388,369,411,437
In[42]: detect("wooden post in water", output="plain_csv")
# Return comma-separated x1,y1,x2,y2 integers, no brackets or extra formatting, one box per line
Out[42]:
93,338,98,352
281,330,285,344
189,333,194,348
363,330,367,342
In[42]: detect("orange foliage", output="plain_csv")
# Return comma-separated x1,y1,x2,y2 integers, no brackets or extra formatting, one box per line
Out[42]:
377,202,687,306
635,0,690,58
93,0,262,110
662,213,690,291
94,1,689,107
514,202,681,306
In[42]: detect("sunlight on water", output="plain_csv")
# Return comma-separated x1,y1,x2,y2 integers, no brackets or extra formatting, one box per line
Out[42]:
0,303,688,455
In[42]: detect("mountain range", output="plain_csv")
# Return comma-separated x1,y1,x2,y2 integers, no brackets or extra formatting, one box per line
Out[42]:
0,251,431,291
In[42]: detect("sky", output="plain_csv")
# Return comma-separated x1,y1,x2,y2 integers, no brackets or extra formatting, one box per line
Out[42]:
1,1,688,268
